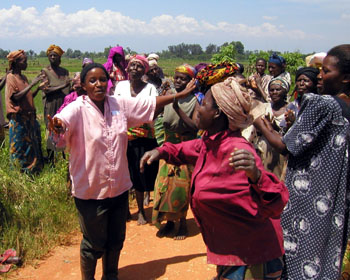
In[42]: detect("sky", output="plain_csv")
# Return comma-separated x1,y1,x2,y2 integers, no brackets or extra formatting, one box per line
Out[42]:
0,0,349,55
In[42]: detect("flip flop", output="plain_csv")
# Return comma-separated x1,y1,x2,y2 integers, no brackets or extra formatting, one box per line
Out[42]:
0,249,17,273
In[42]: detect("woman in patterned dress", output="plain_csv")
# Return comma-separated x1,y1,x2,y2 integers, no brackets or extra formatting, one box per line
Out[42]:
252,44,350,279
152,64,199,240
5,50,44,173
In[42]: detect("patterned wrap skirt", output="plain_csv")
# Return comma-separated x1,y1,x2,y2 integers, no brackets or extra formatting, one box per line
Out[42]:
9,113,44,173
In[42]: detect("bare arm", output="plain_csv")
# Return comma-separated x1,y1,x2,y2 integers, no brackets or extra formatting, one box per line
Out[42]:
250,74,269,102
154,79,196,119
0,75,7,92
172,99,199,132
253,117,288,155
42,79,71,94
11,74,42,101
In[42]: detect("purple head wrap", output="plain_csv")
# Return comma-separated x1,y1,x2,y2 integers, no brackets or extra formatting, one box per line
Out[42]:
103,46,128,77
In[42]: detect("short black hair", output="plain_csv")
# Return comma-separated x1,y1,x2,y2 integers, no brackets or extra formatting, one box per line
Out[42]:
256,58,267,65
327,44,350,75
80,63,110,84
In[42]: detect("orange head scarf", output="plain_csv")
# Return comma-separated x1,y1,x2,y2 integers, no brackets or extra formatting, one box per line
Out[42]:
46,45,64,56
7,50,26,69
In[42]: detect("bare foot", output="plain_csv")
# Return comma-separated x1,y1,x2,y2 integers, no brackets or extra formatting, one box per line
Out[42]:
137,212,147,225
156,221,175,237
174,220,187,240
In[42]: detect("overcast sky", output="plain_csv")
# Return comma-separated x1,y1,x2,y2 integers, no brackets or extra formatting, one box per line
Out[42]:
1,0,349,54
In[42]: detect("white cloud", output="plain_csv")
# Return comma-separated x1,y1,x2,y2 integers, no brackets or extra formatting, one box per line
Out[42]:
0,5,308,41
341,13,350,19
262,16,277,21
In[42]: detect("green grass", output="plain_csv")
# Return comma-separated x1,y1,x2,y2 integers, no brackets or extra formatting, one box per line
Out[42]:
0,139,78,267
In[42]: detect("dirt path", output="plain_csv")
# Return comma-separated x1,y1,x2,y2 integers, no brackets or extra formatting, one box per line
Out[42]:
7,204,216,280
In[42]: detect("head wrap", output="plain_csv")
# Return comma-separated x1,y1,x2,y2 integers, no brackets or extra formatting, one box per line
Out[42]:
194,63,208,73
46,45,64,57
147,53,159,62
196,62,239,87
236,63,245,74
268,53,286,66
128,55,149,73
82,57,94,68
175,64,196,79
269,77,290,92
305,52,326,69
103,46,127,73
7,50,25,69
295,67,319,86
80,63,110,84
211,77,253,130
148,59,158,67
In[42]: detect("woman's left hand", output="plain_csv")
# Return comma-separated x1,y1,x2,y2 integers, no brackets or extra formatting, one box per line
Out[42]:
229,148,261,183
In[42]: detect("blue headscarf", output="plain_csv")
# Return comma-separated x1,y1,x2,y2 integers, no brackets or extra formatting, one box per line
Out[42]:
269,53,286,66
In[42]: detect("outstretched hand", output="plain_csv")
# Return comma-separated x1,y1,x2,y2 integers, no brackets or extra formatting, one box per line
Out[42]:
229,148,261,183
140,149,161,173
47,115,65,135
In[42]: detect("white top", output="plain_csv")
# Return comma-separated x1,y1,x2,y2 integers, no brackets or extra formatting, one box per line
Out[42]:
114,80,158,98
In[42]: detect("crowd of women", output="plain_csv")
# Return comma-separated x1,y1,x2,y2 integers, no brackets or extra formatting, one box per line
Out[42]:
0,43,349,280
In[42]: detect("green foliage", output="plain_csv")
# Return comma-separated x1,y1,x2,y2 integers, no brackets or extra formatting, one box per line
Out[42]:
211,44,237,64
283,52,306,75
0,140,78,263
248,51,306,75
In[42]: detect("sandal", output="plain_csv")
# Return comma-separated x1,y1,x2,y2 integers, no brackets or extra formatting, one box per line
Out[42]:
0,249,17,273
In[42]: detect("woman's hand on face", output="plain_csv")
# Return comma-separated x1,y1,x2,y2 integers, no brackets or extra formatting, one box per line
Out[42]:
229,148,261,183
47,115,65,135
176,78,196,99
140,149,160,173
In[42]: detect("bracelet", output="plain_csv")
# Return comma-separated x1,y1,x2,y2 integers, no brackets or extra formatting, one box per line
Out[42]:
173,94,177,103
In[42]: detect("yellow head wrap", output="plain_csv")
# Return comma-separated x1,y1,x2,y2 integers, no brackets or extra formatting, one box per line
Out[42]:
46,45,64,56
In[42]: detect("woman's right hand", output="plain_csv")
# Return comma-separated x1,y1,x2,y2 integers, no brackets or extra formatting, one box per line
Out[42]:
47,115,65,135
140,149,160,173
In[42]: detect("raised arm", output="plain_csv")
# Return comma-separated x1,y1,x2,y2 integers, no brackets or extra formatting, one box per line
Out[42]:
172,100,199,132
153,79,196,118
11,74,43,101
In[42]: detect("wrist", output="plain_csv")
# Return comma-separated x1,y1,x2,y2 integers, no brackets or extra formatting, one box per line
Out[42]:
249,168,261,184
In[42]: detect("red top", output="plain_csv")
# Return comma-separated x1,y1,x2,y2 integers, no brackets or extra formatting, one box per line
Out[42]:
157,129,288,266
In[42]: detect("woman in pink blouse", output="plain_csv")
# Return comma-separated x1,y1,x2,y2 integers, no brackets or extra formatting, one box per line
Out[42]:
141,77,289,280
48,63,195,280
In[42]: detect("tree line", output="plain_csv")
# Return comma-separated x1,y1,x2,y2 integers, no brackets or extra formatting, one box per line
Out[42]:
0,41,245,60
0,41,311,75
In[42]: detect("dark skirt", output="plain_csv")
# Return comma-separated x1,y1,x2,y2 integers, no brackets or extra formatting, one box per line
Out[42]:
127,137,159,192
